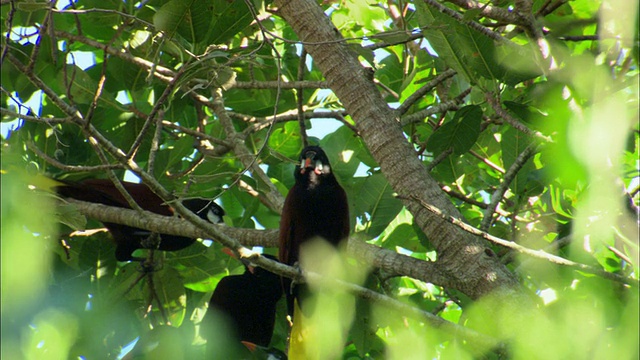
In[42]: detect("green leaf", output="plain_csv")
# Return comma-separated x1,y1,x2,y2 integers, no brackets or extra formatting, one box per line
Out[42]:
354,173,403,237
57,65,116,105
269,122,303,159
172,243,234,292
77,231,117,270
375,51,405,96
374,208,427,252
56,203,87,230
501,126,534,194
166,135,197,169
146,267,187,327
427,105,482,155
415,2,540,86
322,125,365,180
154,0,213,44
105,56,149,91
205,0,256,45
75,0,120,40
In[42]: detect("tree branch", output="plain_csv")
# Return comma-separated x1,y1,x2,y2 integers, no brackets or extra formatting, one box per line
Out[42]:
62,200,453,289
445,0,524,25
480,143,538,231
396,69,456,116
486,92,553,142
404,195,639,287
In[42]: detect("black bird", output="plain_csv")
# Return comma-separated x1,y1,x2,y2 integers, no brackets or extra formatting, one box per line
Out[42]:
54,178,224,261
202,254,283,356
278,146,350,316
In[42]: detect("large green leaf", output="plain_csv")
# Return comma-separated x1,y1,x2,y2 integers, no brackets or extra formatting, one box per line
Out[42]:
354,173,403,237
154,0,213,44
501,126,534,195
375,208,427,252
427,105,482,155
145,267,188,327
322,125,365,180
205,0,257,45
415,2,540,86
269,121,303,159
172,243,233,292
54,65,120,111
76,0,121,40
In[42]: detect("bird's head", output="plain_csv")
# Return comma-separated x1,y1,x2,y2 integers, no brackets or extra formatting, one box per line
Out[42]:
182,199,225,224
296,146,332,180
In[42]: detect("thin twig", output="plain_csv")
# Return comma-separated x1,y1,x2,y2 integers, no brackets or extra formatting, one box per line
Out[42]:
441,187,525,221
396,69,456,116
426,148,454,171
84,49,108,125
27,4,51,74
480,143,537,231
0,0,16,63
469,150,506,174
127,66,187,159
26,141,123,172
147,109,164,176
486,92,553,142
232,80,329,89
297,47,309,147
1,108,71,124
422,0,515,46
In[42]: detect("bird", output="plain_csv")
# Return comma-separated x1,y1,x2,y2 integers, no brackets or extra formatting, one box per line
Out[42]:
54,178,224,261
277,146,350,357
201,254,284,358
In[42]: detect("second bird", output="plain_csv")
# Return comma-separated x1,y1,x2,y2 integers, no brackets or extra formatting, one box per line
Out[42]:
55,178,224,261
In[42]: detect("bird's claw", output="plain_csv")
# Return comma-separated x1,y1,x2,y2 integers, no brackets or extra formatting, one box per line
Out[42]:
289,261,303,294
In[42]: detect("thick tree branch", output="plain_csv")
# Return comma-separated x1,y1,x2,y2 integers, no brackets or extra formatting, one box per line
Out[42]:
63,200,451,288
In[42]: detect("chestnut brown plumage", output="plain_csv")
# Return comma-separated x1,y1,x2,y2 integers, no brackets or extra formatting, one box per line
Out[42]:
278,146,350,317
55,178,224,261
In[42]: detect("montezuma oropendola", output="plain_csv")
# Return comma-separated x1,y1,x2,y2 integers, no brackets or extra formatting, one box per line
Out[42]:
278,146,350,358
201,254,283,357
54,178,224,261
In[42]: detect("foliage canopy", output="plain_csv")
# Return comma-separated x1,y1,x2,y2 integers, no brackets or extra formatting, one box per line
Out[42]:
2,0,638,359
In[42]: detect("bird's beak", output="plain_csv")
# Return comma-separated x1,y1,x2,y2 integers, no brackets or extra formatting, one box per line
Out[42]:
300,155,315,174
300,157,324,175
303,157,313,169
